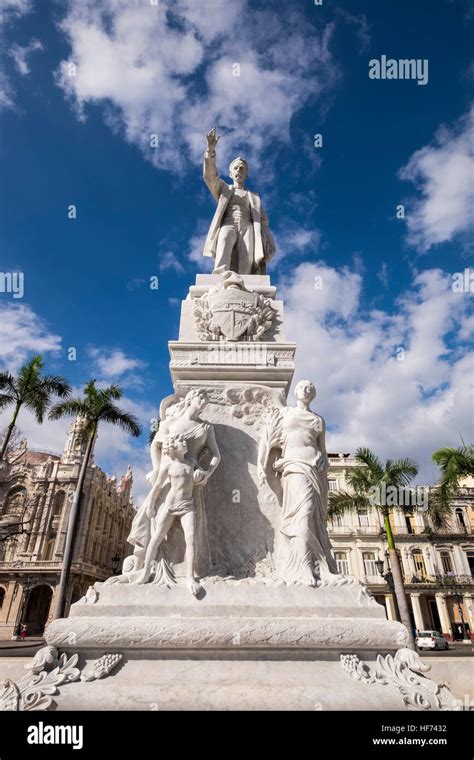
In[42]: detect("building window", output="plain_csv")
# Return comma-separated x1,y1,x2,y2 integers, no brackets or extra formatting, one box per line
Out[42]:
412,550,427,579
466,552,474,577
358,510,369,527
405,511,416,534
455,508,466,531
363,551,377,576
0,587,5,610
440,551,453,575
334,552,349,575
331,513,342,528
2,487,27,520
328,480,338,492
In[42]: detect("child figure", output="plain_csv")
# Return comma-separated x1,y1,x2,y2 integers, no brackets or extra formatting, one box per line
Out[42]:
137,433,202,596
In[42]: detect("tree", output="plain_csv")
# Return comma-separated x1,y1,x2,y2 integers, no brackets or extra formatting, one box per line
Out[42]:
432,445,474,513
48,380,142,619
0,355,71,462
328,447,419,650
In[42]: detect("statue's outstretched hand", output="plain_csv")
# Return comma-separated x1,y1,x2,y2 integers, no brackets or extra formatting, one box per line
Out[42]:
206,126,219,150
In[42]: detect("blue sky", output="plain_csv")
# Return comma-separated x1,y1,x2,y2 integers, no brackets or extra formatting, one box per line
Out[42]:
1,0,473,499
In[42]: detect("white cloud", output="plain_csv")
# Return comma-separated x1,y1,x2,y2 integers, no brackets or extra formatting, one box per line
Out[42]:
399,105,474,252
0,0,32,26
280,263,473,483
55,0,338,175
186,222,213,269
272,225,322,267
9,39,43,75
0,0,34,109
159,251,184,274
0,302,62,372
87,347,146,387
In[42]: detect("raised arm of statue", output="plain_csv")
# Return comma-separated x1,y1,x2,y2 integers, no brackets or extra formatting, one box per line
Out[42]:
203,127,224,202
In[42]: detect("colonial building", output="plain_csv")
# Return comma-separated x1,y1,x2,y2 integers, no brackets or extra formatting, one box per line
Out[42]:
0,418,135,638
328,454,474,641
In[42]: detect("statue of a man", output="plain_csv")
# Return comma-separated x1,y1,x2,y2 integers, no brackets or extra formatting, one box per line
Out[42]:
202,127,276,275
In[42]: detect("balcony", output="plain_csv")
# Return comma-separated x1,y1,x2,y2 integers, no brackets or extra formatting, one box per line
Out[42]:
355,526,381,535
328,525,354,535
391,525,426,536
404,573,474,587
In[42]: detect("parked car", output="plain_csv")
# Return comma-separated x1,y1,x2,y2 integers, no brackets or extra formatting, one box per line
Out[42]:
415,630,449,651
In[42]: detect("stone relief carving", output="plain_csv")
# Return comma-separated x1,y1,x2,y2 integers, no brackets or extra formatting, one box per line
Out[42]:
341,649,462,711
225,386,284,426
193,271,275,342
81,654,122,682
0,646,122,712
45,617,408,652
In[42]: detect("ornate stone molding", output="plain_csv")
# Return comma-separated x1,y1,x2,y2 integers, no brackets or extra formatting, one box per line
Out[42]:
45,616,407,651
341,648,462,711
0,646,122,712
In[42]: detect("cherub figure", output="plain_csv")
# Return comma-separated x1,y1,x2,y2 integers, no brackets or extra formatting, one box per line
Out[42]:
135,433,202,596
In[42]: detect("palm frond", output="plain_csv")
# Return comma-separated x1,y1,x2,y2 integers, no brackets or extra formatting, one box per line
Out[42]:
48,399,89,421
347,467,373,492
328,490,371,517
354,447,384,479
0,393,15,411
99,406,142,437
38,375,71,398
0,372,16,393
384,458,418,487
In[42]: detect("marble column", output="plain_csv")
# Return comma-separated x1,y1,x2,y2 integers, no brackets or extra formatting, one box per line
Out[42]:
410,592,425,632
403,548,416,579
435,593,452,636
463,593,474,634
385,594,397,621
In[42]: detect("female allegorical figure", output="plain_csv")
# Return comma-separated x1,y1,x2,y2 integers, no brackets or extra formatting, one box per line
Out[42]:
107,388,220,592
257,380,339,586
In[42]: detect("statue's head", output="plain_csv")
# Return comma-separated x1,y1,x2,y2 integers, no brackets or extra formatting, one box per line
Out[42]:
294,379,316,403
162,433,188,459
184,388,208,414
166,388,208,420
229,157,248,184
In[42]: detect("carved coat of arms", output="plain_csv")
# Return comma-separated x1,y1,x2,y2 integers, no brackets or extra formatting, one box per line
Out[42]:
208,287,258,340
193,271,275,342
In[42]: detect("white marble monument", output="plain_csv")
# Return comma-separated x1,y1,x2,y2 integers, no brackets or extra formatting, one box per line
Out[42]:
1,131,462,711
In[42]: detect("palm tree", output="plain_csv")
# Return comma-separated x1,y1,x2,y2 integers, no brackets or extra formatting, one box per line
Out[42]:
432,445,474,512
328,447,419,651
0,355,71,462
49,380,142,619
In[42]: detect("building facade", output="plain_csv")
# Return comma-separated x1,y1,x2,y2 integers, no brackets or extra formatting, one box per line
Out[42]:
0,418,135,638
328,454,474,640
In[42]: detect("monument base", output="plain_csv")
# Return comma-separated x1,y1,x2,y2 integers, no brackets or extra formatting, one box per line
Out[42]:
30,580,461,711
